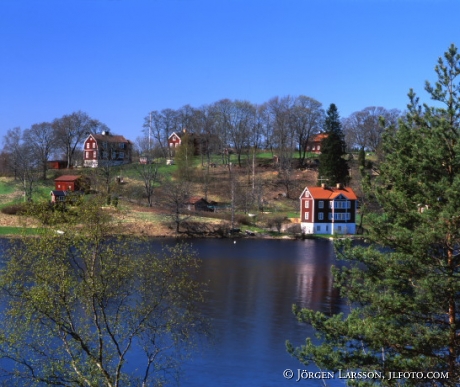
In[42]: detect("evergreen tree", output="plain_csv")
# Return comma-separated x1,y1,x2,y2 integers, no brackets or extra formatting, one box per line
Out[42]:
287,45,460,386
318,104,349,185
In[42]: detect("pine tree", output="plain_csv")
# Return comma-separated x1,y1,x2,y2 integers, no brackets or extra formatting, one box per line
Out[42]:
318,104,349,185
287,45,460,386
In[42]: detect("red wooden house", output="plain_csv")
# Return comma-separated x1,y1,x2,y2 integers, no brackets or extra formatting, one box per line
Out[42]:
54,175,85,192
306,133,328,154
83,131,132,168
299,183,358,235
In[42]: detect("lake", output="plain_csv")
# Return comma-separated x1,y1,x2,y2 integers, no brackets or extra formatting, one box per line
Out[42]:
163,238,348,387
0,237,349,386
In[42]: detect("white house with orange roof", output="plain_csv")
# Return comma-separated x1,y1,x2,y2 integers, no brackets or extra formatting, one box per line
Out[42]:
299,183,358,235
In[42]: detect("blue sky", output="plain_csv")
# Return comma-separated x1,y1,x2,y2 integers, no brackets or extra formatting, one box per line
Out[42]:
1,0,459,142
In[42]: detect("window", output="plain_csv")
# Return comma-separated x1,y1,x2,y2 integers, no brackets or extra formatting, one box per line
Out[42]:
328,213,332,220
305,201,310,209
86,143,90,149
318,212,324,220
305,212,309,221
334,213,351,221
317,145,320,151
119,152,124,159
85,151,89,159
316,225,321,232
93,151,97,158
92,142,96,148
119,143,125,149
319,201,324,208
59,195,65,202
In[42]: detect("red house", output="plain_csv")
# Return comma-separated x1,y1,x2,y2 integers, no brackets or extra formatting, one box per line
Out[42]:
306,133,328,154
168,132,183,148
83,131,132,168
299,183,358,235
54,175,85,192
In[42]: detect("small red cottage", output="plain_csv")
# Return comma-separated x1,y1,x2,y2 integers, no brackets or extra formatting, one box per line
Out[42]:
54,175,86,192
306,133,329,154
299,183,358,235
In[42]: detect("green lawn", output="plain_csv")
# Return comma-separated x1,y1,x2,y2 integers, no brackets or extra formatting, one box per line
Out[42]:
0,226,43,236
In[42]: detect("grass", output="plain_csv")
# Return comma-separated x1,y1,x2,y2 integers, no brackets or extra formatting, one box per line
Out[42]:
0,226,43,236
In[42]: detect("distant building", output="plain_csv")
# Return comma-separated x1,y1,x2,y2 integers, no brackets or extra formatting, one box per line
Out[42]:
299,183,358,235
54,175,88,192
306,133,328,154
47,160,67,170
186,197,213,212
83,131,132,168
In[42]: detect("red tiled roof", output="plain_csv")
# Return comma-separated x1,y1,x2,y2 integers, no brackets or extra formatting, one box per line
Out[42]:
306,186,358,200
310,133,328,142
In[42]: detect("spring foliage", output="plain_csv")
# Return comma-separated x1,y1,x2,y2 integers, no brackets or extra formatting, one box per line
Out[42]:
0,198,207,386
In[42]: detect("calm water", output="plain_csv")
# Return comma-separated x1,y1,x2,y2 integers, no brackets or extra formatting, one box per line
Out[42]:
169,238,348,387
0,238,349,386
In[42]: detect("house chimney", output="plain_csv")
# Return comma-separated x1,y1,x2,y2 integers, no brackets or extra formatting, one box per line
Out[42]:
336,183,343,189
321,183,326,189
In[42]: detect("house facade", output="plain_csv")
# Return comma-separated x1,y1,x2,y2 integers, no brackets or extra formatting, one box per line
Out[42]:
83,131,132,168
54,175,86,192
299,184,358,235
306,133,328,154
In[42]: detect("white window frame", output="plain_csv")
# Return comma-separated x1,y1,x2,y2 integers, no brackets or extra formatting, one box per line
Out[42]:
305,201,310,209
319,201,324,209
318,212,324,220
305,212,309,221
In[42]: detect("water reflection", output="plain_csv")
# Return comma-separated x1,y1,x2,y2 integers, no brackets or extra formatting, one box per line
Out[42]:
169,238,347,387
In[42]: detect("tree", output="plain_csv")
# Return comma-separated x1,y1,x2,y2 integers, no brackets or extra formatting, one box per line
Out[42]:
342,107,401,151
23,122,55,180
135,161,160,207
0,198,207,386
318,104,349,185
287,44,460,386
159,179,192,233
174,131,195,182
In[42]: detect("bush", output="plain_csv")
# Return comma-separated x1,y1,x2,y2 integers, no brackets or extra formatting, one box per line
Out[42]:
1,204,27,215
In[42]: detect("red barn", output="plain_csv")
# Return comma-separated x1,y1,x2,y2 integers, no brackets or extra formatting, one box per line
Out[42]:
54,175,85,192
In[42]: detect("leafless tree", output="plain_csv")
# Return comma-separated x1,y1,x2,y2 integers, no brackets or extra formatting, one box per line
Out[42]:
291,96,324,165
2,127,23,179
159,180,191,233
342,106,401,151
23,122,54,180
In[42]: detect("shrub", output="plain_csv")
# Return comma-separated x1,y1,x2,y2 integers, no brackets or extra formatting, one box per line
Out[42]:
1,204,27,215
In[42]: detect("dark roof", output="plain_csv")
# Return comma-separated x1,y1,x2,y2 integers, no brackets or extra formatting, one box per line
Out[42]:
51,190,68,196
91,134,131,143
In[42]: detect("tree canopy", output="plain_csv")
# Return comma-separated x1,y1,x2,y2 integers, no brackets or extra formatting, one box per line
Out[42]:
287,44,460,386
0,198,207,386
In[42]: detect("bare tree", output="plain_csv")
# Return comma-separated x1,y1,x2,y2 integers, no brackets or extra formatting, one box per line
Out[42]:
23,122,54,180
159,180,191,233
2,127,23,179
291,96,324,166
135,162,160,207
342,106,401,151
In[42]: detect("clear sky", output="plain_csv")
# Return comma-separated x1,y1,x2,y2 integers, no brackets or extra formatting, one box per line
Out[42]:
1,0,459,141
